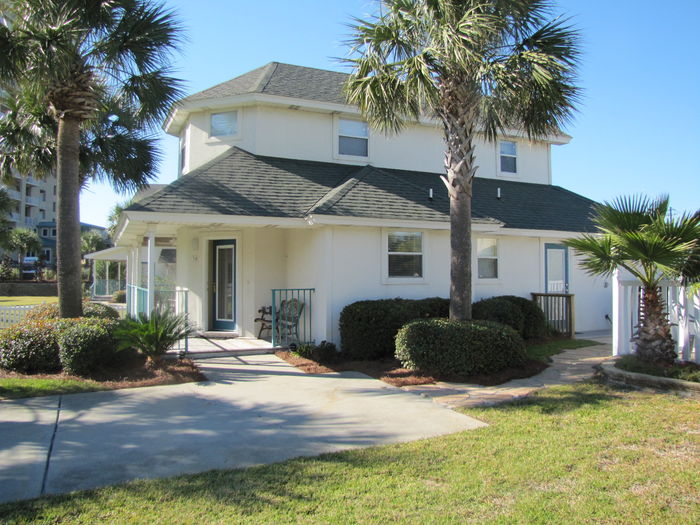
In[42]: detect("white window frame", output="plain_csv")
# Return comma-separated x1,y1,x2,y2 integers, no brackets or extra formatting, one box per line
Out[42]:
179,126,189,175
42,248,51,261
334,116,370,161
41,228,48,236
476,237,500,281
208,110,239,139
382,229,427,284
498,140,518,175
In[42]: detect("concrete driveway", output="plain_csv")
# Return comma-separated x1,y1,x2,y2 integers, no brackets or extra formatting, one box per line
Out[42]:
0,354,485,503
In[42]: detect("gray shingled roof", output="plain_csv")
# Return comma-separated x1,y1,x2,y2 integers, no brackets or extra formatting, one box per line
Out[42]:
184,62,349,105
128,147,597,233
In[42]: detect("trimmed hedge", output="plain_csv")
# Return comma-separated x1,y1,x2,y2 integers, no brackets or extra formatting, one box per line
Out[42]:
500,295,549,340
26,301,120,321
0,320,62,373
472,297,525,336
57,319,118,376
295,340,338,363
339,297,449,359
395,318,527,377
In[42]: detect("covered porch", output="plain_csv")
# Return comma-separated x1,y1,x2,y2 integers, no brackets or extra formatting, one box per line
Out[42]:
84,247,128,300
115,215,323,349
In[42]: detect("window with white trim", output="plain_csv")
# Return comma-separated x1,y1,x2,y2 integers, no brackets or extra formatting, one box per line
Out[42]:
388,231,423,278
477,238,498,279
499,140,517,174
210,111,238,137
338,119,368,157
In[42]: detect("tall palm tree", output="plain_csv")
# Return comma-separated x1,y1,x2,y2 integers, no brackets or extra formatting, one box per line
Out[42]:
345,0,580,320
564,196,700,365
0,0,183,317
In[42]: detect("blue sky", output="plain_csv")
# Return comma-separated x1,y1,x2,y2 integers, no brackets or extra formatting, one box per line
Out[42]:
81,0,700,226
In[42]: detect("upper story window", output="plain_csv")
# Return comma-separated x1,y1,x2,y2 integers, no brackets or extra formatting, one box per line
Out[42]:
41,228,48,237
51,228,56,237
477,238,499,279
499,140,517,174
388,231,423,278
338,119,368,157
210,111,238,137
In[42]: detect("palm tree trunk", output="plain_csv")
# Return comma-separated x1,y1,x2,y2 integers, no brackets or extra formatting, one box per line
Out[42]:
634,285,676,365
56,116,83,318
440,81,478,321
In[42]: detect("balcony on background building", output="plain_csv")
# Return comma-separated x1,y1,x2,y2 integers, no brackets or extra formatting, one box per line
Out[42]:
6,189,21,201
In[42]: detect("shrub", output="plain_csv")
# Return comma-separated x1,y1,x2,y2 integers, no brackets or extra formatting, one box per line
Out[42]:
472,297,525,336
57,319,118,376
339,297,449,359
395,318,527,377
499,295,550,340
295,340,338,363
0,320,61,373
26,301,120,321
112,290,126,303
115,309,194,364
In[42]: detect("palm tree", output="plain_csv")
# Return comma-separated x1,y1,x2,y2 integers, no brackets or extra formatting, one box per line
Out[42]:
81,229,108,284
0,1,183,317
5,227,41,274
345,0,580,320
106,198,133,238
0,187,15,246
564,196,700,365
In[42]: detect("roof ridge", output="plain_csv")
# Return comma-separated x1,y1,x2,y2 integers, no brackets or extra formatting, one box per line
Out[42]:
126,147,248,211
253,62,279,93
305,166,373,215
371,165,447,200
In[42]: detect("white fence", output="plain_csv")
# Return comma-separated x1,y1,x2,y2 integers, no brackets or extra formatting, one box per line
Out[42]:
613,271,700,363
0,304,37,329
0,302,128,329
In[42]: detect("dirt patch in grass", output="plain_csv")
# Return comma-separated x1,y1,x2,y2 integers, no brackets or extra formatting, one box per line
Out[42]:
0,354,206,400
276,351,547,387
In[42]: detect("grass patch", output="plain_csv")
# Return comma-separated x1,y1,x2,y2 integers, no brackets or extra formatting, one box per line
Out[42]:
616,354,700,383
525,338,601,362
0,356,206,400
0,377,107,399
0,296,57,306
0,383,697,523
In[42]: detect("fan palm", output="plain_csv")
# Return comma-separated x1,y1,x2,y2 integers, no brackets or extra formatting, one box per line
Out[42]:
116,308,194,365
564,196,700,365
0,0,183,317
345,0,580,320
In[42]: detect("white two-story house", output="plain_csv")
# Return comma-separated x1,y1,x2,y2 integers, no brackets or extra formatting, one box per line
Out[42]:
114,62,611,344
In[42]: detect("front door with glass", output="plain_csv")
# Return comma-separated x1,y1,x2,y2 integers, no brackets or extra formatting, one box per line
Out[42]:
545,243,569,293
212,240,236,330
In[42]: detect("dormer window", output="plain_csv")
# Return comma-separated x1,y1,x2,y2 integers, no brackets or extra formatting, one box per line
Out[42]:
499,140,517,174
338,119,368,157
210,111,238,137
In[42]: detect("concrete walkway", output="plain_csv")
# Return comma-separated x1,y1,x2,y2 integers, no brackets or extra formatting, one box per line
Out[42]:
402,335,612,408
0,354,485,504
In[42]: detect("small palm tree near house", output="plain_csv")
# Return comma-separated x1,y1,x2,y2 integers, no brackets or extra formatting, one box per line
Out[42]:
345,0,580,320
0,0,184,318
564,195,700,365
81,230,108,283
5,227,41,275
116,309,194,366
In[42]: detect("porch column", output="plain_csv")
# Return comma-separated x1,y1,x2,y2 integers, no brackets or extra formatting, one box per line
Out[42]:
117,262,122,291
91,259,96,298
105,260,110,295
146,230,156,314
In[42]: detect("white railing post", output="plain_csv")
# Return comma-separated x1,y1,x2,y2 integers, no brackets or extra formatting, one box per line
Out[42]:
146,231,156,315
612,269,626,355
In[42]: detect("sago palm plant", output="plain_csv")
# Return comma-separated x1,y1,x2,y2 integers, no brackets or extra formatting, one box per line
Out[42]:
116,309,194,365
565,195,700,365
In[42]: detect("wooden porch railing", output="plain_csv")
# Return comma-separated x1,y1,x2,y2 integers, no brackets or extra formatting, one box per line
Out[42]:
532,293,575,338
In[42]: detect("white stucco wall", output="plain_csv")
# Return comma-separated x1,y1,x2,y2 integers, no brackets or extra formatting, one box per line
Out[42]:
163,224,609,342
181,105,553,185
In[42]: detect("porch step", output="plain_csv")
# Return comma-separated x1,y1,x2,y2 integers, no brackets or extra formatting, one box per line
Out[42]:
168,348,276,360
197,331,240,339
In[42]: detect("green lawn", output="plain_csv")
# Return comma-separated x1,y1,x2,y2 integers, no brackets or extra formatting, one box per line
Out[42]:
0,377,107,400
0,296,58,306
1,382,697,524
525,338,601,362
